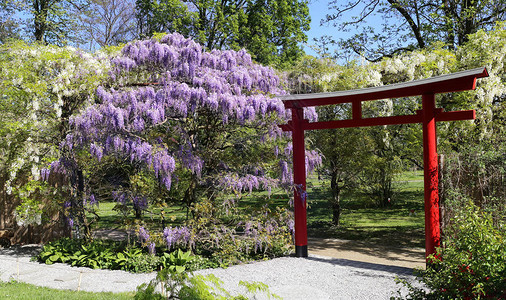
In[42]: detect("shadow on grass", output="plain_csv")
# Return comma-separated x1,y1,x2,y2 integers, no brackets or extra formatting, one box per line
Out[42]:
308,225,425,248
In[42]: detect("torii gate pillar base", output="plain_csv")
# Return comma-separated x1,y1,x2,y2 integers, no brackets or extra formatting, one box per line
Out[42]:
295,245,308,257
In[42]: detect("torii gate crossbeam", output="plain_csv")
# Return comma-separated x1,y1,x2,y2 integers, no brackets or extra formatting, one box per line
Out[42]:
279,67,489,260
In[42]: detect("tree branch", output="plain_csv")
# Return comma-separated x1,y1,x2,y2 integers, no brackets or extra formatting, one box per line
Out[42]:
386,0,425,48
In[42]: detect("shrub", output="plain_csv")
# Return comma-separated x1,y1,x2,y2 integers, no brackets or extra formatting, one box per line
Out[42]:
36,238,162,272
394,201,505,299
135,267,280,300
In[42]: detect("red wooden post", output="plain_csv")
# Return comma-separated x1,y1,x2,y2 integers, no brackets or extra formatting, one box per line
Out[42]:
422,93,441,258
291,107,308,257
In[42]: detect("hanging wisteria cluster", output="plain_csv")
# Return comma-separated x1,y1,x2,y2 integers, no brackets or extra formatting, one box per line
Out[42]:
112,191,149,215
163,226,193,250
137,227,156,255
59,32,319,206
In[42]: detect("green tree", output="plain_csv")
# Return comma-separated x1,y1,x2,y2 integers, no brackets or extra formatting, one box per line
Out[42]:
135,0,196,39
135,0,310,67
0,0,21,42
322,0,506,61
315,125,373,224
1,0,86,45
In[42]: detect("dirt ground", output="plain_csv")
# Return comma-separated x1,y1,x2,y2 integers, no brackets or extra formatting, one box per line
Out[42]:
308,237,426,269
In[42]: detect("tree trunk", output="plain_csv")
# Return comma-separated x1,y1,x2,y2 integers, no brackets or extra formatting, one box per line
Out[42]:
34,0,49,43
184,177,197,220
330,172,341,226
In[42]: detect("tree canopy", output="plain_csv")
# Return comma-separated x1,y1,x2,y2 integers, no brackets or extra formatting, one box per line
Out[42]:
39,33,318,237
322,0,506,61
136,0,311,67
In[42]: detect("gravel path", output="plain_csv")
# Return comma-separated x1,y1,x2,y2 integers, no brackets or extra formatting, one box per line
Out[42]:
196,255,420,299
0,244,422,299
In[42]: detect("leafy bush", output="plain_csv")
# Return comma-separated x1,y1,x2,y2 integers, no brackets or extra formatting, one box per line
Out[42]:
133,203,295,269
135,266,280,300
185,203,294,267
37,238,159,272
394,201,505,299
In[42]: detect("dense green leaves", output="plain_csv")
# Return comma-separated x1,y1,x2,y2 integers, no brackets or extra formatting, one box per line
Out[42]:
136,0,310,67
394,201,505,299
37,238,191,272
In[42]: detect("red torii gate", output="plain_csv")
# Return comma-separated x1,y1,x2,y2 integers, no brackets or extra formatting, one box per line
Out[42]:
279,67,489,259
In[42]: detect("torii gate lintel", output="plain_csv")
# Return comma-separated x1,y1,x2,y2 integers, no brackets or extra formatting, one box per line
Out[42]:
279,67,489,261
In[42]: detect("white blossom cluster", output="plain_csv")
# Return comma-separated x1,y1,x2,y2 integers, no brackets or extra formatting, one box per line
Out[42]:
310,23,505,137
1,41,112,225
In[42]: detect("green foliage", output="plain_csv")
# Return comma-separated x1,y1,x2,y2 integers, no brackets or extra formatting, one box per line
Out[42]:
395,201,506,299
136,0,196,38
35,237,225,274
187,202,294,267
3,0,87,45
0,40,111,234
135,0,310,67
161,249,193,273
36,238,160,272
135,268,280,300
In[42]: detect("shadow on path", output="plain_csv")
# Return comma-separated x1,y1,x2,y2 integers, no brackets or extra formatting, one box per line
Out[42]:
307,255,416,276
0,245,41,257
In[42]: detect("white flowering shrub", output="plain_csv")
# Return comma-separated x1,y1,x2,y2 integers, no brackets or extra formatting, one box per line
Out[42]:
0,40,112,228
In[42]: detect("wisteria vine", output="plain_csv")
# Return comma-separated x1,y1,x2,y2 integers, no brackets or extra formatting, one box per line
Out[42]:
43,32,321,235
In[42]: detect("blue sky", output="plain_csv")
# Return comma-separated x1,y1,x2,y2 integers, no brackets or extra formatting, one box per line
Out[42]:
304,0,384,59
305,0,335,57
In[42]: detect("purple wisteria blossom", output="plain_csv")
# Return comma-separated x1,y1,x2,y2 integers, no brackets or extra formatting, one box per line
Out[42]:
132,195,148,212
287,219,295,236
138,226,150,244
163,226,192,250
305,149,322,174
147,242,156,255
112,191,149,215
40,168,50,181
85,194,98,206
65,33,291,197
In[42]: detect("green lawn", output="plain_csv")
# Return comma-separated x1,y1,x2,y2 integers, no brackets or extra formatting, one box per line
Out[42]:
0,281,133,300
92,201,188,231
305,171,425,248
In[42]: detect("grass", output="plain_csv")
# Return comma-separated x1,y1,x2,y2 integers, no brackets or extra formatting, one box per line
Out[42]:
0,281,133,300
92,201,187,231
232,170,426,248
305,171,425,248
